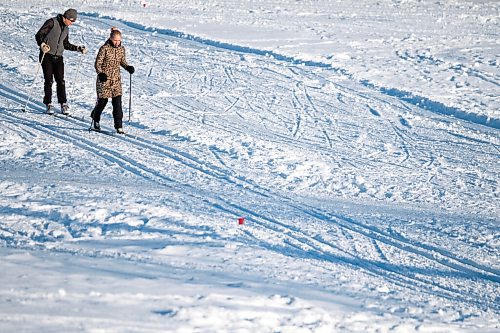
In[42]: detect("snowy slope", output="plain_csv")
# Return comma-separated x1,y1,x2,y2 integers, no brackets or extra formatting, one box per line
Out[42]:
0,1,499,332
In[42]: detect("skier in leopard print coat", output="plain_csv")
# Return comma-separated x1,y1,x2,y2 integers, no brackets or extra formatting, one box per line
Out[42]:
90,28,134,133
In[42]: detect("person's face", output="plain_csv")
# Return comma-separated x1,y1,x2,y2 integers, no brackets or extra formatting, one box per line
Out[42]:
111,35,122,47
63,16,76,26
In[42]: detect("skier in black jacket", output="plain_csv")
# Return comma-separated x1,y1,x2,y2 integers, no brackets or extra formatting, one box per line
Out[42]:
35,8,87,115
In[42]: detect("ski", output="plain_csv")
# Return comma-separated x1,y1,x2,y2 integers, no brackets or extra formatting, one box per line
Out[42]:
52,113,86,121
26,107,128,137
88,128,128,136
89,128,116,136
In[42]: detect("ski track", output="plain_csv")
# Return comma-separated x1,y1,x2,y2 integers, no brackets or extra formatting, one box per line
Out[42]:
0,7,499,322
1,103,499,312
78,11,500,130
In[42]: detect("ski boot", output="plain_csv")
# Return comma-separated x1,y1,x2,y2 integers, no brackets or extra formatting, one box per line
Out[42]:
61,103,69,115
46,104,54,115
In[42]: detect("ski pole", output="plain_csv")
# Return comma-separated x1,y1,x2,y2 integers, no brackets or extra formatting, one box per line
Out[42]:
128,73,132,123
23,52,46,112
70,54,84,106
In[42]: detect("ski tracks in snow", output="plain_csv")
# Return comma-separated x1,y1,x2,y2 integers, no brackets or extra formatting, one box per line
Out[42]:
1,98,498,314
0,9,499,322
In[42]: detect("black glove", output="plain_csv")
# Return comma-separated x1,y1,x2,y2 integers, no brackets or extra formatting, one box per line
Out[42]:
98,73,107,82
125,65,135,74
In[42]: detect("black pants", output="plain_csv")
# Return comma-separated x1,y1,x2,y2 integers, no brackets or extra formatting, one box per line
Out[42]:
91,95,123,129
41,53,66,105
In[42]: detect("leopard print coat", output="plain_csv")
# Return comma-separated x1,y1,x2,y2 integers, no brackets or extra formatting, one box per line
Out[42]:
95,40,129,98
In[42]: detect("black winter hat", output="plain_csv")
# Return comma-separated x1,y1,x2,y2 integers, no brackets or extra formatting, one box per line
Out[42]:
64,8,77,20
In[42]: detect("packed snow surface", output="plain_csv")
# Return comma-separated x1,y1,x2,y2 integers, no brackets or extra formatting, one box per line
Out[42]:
0,0,498,332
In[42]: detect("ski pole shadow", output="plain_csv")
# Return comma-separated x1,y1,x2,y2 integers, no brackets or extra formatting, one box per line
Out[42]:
0,83,46,113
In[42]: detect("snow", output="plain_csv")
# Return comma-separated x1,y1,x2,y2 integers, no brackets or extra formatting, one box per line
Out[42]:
0,0,499,332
